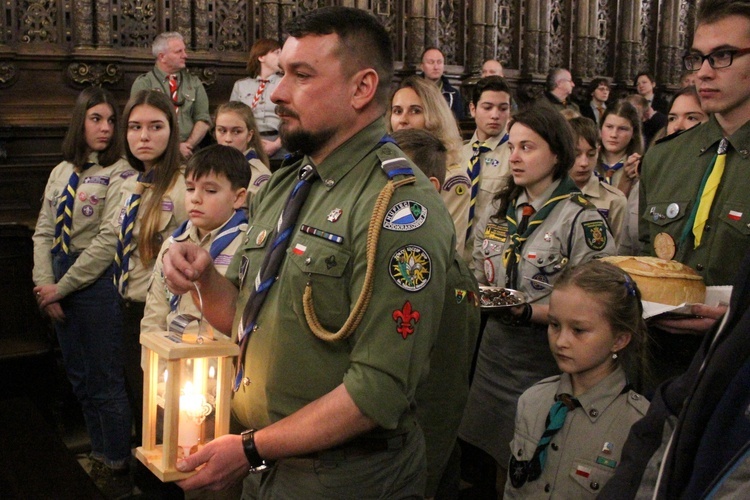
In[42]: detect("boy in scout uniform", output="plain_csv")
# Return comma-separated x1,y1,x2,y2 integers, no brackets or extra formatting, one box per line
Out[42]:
460,76,513,264
162,7,456,498
131,32,211,159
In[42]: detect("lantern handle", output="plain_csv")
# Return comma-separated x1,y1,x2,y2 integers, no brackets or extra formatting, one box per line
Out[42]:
165,283,206,344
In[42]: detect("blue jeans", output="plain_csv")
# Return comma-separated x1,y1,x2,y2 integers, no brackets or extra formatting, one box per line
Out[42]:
53,253,132,468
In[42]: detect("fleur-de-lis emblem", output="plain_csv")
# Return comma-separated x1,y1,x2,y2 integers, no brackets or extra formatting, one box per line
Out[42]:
392,301,420,339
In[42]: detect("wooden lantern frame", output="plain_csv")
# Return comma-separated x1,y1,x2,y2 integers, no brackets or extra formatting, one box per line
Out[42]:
136,330,238,481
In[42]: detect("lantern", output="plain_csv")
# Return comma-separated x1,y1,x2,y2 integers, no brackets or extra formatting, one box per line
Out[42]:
136,315,238,481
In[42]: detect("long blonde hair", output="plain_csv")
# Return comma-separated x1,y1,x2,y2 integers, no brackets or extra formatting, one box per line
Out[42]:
387,75,463,166
214,101,270,167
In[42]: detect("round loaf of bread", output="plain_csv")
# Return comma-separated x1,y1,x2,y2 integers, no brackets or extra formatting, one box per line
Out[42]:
600,256,706,305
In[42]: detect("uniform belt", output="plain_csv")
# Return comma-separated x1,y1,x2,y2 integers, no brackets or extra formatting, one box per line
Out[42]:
299,434,407,460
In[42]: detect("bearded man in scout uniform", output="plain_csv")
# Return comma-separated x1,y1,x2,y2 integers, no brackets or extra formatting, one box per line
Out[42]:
602,1,750,498
161,7,456,498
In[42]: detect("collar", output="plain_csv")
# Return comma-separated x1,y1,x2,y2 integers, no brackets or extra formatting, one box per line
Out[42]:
556,367,629,423
173,213,241,245
517,179,561,212
152,65,184,83
693,114,750,160
579,174,602,197
545,91,565,105
311,119,387,191
470,130,509,149
256,73,280,83
590,100,605,109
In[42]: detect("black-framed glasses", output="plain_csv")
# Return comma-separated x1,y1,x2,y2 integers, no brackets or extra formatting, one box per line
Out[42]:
683,47,750,71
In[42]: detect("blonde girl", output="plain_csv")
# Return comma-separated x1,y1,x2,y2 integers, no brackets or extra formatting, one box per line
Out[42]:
214,101,272,205
505,260,649,497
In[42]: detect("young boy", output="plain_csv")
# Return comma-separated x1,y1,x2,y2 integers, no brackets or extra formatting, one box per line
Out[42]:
567,116,626,246
393,128,481,500
141,144,250,333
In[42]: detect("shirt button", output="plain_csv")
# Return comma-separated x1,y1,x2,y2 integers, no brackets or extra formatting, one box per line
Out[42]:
544,484,551,493
631,393,640,400
590,481,600,490
325,179,335,188
589,408,599,417
697,264,704,271
305,257,312,265
705,225,711,232
517,449,523,457
740,149,749,156
252,325,259,332
551,443,559,451
242,377,251,386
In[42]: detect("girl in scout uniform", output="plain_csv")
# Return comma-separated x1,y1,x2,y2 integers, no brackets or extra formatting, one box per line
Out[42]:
213,101,272,206
114,90,187,441
387,75,471,256
459,105,616,494
32,87,134,478
597,101,644,256
504,260,649,498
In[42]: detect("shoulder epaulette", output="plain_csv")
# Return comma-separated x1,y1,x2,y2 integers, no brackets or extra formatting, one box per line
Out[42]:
377,142,414,181
626,390,650,415
569,192,596,209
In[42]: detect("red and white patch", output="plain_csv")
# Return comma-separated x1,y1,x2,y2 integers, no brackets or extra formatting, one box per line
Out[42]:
729,210,743,221
484,259,496,284
292,243,306,255
575,465,592,478
527,251,537,260
78,192,87,201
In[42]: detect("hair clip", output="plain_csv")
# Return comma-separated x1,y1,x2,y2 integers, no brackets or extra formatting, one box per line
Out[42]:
624,274,637,297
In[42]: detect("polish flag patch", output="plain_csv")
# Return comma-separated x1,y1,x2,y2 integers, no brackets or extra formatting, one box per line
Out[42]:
575,465,592,478
293,243,307,255
729,210,743,221
527,252,537,259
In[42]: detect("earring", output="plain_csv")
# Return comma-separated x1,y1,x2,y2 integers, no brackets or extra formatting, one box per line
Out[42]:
612,352,618,360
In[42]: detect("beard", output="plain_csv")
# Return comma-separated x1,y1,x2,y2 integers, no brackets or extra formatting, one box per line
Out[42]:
276,104,335,156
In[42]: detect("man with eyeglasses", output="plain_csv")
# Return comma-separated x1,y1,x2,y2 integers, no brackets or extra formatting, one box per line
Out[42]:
601,1,750,498
541,68,580,113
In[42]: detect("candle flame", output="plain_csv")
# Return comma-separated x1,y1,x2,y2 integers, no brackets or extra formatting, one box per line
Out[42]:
163,369,168,382
208,366,216,378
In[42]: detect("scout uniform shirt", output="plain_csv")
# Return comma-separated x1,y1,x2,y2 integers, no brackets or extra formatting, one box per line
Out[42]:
131,67,212,142
113,171,188,302
579,173,627,246
246,153,272,206
459,131,511,264
32,155,134,297
504,368,649,498
639,116,750,286
230,74,281,135
141,216,248,333
440,162,471,257
226,120,455,436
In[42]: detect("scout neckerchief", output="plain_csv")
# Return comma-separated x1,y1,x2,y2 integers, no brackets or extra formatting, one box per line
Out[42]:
251,79,269,110
168,74,179,113
113,171,154,295
600,155,626,185
502,176,578,289
51,162,94,255
245,149,259,161
169,209,248,312
689,138,728,248
466,134,508,243
526,393,581,482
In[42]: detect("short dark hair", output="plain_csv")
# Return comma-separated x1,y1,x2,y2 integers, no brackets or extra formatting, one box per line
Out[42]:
669,85,701,112
586,77,610,100
568,116,599,150
284,6,393,108
697,0,750,25
185,144,251,191
471,76,512,106
246,38,281,77
62,87,122,168
509,103,576,179
634,71,655,87
391,129,447,186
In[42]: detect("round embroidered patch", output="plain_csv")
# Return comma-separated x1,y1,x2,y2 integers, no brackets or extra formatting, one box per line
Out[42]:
389,245,431,292
383,200,428,232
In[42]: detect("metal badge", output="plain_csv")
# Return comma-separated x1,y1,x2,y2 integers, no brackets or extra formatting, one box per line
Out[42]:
666,203,680,219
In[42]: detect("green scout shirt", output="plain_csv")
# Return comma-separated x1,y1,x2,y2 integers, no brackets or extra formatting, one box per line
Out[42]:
639,116,750,286
505,367,649,499
131,66,211,142
32,154,135,298
226,120,455,436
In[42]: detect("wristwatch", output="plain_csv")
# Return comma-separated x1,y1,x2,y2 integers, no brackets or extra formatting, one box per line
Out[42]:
241,429,273,473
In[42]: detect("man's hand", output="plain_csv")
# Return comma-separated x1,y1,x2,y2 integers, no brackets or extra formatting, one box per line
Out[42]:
653,303,728,335
162,242,214,295
176,434,248,491
44,302,65,322
34,284,62,309
180,142,194,160
262,138,281,157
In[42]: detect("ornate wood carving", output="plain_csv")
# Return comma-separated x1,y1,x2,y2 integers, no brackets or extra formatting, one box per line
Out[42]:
496,2,513,68
118,0,158,47
19,0,59,43
0,63,19,88
66,62,122,87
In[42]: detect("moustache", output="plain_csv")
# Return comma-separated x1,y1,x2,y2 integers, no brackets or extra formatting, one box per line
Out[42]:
275,105,299,120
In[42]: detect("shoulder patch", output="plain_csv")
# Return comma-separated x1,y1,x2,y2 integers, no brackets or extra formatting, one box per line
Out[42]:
442,175,471,193
581,220,608,250
389,245,431,292
253,174,271,187
570,193,596,209
383,200,428,231
626,391,649,416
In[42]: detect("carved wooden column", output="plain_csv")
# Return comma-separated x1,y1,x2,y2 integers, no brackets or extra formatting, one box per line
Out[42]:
483,0,498,70
572,0,597,79
95,0,112,47
73,0,94,47
425,0,439,50
523,0,549,75
406,0,426,69
194,0,209,51
658,0,681,86
616,1,641,83
468,0,485,75
172,0,193,41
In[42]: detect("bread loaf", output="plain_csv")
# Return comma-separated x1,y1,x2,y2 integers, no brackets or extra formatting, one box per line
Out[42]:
600,256,706,305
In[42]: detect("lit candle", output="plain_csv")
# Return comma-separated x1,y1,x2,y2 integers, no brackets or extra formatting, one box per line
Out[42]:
178,381,211,457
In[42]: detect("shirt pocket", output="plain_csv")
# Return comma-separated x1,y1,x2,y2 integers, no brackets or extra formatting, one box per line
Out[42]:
718,201,750,236
75,180,109,227
568,458,615,496
288,236,352,332
642,200,690,228
521,244,563,292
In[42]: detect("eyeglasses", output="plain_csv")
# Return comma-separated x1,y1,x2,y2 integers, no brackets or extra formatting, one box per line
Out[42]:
683,47,750,71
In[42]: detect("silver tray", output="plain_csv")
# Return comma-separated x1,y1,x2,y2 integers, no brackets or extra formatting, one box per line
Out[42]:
479,286,527,311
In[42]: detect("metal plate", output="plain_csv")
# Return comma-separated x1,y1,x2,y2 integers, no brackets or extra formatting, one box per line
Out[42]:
479,286,527,311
